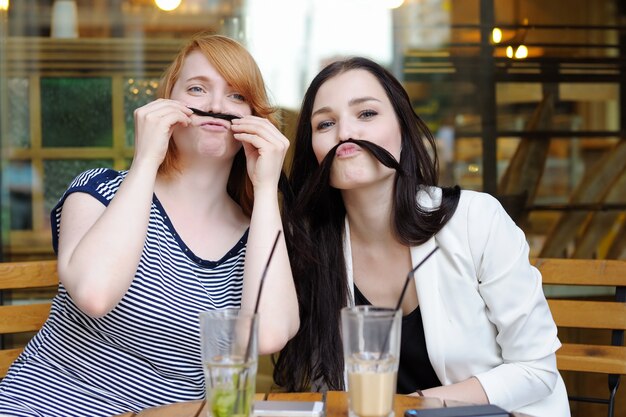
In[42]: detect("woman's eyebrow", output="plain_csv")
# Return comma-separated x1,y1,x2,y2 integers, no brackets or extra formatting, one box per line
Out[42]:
311,96,380,117
184,75,212,83
348,96,381,106
312,96,382,118
311,106,331,118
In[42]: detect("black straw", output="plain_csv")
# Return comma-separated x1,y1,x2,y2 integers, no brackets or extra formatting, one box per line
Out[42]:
253,230,282,315
395,246,440,311
237,230,282,411
245,230,282,362
379,246,440,359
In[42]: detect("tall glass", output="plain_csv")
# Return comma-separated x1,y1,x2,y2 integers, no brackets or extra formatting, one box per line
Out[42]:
341,306,402,417
199,309,258,417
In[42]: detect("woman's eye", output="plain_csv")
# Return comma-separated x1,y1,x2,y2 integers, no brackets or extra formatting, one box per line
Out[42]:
230,93,246,102
188,86,205,94
315,120,334,130
359,109,378,119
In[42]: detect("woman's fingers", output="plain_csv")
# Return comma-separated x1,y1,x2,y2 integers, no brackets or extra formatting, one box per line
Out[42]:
230,116,290,188
233,117,289,154
132,99,193,169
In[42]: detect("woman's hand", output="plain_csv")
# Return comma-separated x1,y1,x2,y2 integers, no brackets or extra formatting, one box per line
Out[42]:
132,99,193,171
410,378,489,405
230,116,289,193
232,115,298,353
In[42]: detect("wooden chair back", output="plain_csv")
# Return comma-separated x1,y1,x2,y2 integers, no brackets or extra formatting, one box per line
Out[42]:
533,258,626,417
0,260,58,377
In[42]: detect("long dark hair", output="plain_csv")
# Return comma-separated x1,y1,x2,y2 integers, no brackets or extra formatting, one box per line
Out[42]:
274,57,460,392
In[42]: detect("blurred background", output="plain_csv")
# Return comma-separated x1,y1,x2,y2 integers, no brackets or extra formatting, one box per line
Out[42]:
0,0,624,262
0,2,625,416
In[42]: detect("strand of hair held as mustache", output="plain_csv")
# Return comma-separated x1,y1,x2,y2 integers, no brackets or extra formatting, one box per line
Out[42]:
188,107,241,122
295,139,405,218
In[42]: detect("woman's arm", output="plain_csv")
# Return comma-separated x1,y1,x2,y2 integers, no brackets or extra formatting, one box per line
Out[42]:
56,100,193,317
415,356,558,409
232,116,299,354
413,377,488,404
448,192,560,410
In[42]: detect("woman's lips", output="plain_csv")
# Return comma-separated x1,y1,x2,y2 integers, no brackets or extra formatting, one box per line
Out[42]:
199,120,229,131
336,142,361,157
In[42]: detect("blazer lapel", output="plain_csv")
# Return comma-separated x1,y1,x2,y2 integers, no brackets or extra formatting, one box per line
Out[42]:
344,217,355,307
411,237,448,384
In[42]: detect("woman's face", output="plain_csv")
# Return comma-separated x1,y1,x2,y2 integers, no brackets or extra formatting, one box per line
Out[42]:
310,69,402,190
169,50,252,161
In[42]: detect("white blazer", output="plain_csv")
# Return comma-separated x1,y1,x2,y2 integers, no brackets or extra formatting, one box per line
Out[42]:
343,188,570,417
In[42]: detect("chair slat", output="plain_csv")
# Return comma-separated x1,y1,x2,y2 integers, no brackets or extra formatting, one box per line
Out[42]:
1,260,58,379
0,348,23,378
548,299,626,330
557,343,626,374
0,260,58,290
533,258,626,286
0,303,52,334
534,257,626,415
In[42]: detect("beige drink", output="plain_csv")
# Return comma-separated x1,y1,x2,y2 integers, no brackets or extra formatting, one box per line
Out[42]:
341,307,401,417
348,370,397,417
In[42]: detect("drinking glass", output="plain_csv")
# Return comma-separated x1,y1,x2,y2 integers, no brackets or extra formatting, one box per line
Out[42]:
199,309,258,417
341,306,402,417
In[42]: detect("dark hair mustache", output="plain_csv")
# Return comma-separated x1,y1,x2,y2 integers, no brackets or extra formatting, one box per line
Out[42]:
315,138,404,187
287,139,404,221
188,107,241,122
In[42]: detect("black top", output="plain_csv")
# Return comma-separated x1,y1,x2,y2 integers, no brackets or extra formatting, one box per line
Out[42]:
353,285,442,394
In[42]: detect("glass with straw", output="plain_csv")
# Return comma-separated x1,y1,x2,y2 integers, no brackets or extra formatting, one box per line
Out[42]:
341,246,439,417
199,308,258,417
199,231,282,417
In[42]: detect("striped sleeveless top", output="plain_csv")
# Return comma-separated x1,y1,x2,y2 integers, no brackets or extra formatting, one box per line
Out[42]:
0,168,248,417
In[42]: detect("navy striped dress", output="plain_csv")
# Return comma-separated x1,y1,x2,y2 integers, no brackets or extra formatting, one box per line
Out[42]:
0,168,248,417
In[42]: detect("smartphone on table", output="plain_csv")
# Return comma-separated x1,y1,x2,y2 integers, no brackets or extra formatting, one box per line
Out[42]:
404,404,510,417
253,400,324,417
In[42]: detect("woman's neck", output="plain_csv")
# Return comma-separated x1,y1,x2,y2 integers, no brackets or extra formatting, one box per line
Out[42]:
155,161,235,214
342,181,396,244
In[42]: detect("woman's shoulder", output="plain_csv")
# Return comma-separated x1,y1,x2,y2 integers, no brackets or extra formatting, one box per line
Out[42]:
417,187,507,229
415,186,509,229
64,167,129,199
416,186,499,208
67,167,125,189
57,167,128,208
457,189,502,211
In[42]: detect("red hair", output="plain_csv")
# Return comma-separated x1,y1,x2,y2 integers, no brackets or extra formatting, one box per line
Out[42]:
156,32,278,216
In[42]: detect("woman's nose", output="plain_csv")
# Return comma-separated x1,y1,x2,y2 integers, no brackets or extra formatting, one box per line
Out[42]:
337,121,357,142
205,94,224,114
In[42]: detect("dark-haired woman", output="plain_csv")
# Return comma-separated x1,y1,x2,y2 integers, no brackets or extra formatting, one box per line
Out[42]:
274,57,569,417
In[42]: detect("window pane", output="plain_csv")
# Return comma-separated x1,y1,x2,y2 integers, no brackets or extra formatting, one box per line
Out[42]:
124,78,159,147
6,161,34,230
7,78,30,149
41,78,113,148
43,159,113,214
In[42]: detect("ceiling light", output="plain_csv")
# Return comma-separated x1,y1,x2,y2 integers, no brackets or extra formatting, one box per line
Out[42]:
492,28,502,44
155,0,181,12
514,44,528,59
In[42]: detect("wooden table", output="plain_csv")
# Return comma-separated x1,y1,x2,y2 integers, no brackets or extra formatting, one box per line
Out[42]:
112,391,535,417
113,391,444,416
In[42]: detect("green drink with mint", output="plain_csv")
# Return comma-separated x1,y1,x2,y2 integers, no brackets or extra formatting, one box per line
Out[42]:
205,357,257,417
199,309,258,417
